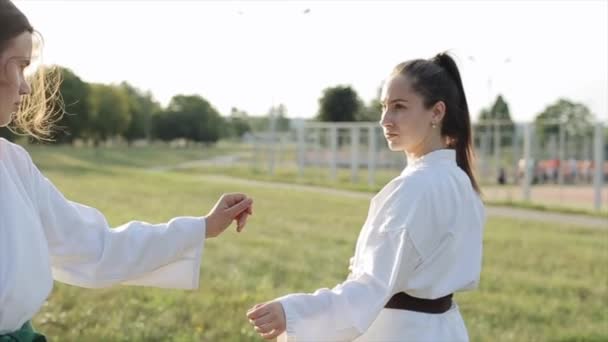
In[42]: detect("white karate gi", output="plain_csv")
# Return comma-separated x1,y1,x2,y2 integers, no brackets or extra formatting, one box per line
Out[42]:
0,138,206,333
277,149,485,342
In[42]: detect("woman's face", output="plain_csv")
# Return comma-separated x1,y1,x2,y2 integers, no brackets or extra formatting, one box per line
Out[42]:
380,74,441,154
0,31,32,127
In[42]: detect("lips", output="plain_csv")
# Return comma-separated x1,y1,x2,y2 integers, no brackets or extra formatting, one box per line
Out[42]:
384,132,399,139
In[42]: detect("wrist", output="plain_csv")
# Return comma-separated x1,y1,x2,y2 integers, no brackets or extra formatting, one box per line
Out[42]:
204,215,215,239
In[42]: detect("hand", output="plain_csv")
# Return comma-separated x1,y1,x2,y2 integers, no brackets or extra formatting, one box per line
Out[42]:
236,197,254,231
246,301,286,340
205,193,253,238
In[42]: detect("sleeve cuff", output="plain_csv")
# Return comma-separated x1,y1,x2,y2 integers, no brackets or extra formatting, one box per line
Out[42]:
181,216,205,289
120,216,206,289
278,296,298,339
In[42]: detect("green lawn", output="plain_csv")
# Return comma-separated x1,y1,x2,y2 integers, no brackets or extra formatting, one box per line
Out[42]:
178,163,608,218
23,145,608,341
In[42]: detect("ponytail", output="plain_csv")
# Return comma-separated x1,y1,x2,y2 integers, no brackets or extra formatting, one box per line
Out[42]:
394,52,480,194
432,53,480,194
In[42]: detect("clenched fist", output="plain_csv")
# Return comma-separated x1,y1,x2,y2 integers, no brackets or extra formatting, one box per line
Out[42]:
247,301,286,340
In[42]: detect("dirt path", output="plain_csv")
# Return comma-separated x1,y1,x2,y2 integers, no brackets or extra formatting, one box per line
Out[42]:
192,174,607,230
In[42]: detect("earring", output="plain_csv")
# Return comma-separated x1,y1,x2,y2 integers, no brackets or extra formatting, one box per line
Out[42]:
431,123,437,128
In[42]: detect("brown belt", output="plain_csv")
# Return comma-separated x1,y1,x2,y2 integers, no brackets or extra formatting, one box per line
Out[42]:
385,292,453,314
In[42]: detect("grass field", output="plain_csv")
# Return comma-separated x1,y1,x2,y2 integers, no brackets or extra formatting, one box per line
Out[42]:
176,163,608,218
22,144,608,341
223,142,608,216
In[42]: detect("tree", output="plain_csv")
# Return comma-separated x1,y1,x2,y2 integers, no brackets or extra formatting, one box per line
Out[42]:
317,85,361,122
227,107,252,138
120,82,160,144
243,104,291,133
356,99,381,122
270,104,291,132
48,66,91,144
152,95,225,144
88,83,131,145
534,98,595,153
245,115,269,132
475,94,515,150
356,84,383,122
534,98,594,139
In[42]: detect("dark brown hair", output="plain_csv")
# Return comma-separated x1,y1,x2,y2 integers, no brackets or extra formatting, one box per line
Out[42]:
392,52,480,193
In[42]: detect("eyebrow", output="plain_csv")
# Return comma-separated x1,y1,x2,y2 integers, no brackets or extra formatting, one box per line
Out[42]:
9,56,31,65
382,98,409,105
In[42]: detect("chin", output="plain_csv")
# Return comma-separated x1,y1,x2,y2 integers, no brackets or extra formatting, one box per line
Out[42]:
0,113,13,127
386,141,403,152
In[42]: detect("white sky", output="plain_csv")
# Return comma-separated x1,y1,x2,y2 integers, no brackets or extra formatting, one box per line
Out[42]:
13,0,608,122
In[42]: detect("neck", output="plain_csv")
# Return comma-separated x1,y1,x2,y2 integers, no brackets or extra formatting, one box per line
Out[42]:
405,135,447,160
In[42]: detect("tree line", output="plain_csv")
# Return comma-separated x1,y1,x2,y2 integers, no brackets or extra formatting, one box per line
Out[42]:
0,65,602,149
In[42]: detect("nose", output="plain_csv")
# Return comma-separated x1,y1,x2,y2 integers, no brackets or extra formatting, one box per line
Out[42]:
379,110,393,128
19,78,31,96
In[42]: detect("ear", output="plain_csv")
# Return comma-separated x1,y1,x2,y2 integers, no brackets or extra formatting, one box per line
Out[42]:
431,101,446,125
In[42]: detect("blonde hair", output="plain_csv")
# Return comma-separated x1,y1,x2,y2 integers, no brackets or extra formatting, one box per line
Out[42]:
1,0,63,141
7,32,63,141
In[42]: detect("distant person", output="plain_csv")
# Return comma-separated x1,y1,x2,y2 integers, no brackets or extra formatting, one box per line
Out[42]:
498,167,507,185
247,52,485,342
0,1,253,340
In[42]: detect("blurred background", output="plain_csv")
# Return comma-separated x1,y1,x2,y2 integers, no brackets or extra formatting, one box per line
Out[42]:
3,1,607,341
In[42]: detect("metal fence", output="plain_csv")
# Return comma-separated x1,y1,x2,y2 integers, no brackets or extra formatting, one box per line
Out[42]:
248,120,606,212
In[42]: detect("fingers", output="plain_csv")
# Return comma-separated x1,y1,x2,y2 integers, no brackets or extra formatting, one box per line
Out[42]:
240,203,253,231
206,194,253,238
261,329,282,340
247,302,286,340
254,322,277,334
249,310,279,337
226,197,253,217
235,201,252,232
250,302,264,311
221,194,253,214
221,193,247,208
249,310,276,327
236,212,249,232
246,303,269,320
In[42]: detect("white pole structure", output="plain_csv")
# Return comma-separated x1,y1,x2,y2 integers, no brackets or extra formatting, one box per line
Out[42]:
593,122,604,211
276,133,282,171
522,122,532,201
583,135,590,161
297,124,306,177
547,134,556,160
368,126,377,186
268,109,277,176
329,125,338,181
252,133,259,170
351,126,360,183
548,133,558,183
481,132,491,181
494,118,501,180
314,127,321,167
512,123,521,185
582,134,590,183
558,120,565,185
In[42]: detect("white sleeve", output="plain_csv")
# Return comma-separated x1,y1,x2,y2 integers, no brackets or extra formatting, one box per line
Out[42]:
29,156,206,289
277,231,420,341
276,181,426,341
